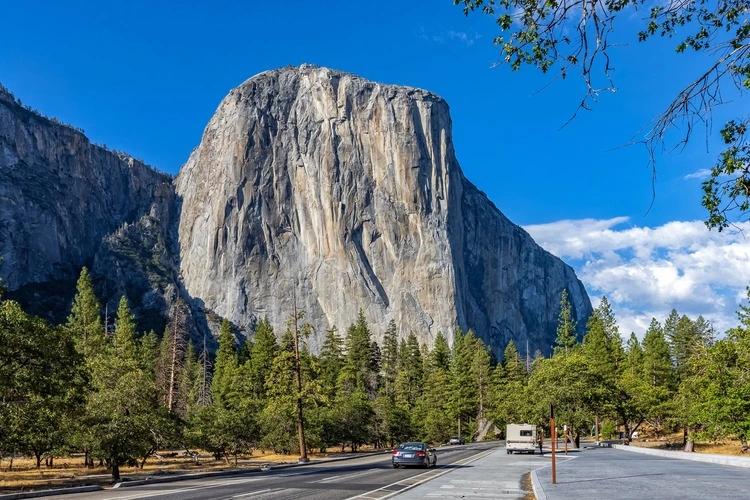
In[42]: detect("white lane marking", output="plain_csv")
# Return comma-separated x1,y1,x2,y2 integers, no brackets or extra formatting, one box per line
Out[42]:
347,447,499,500
313,468,380,483
232,488,275,498
109,477,263,499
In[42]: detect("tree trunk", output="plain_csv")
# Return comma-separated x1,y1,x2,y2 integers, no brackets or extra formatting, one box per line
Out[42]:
684,440,695,452
740,437,748,453
35,452,42,468
111,456,121,482
84,449,89,468
574,432,580,449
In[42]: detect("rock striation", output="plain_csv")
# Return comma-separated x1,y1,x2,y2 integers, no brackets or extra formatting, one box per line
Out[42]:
175,66,591,355
0,68,591,356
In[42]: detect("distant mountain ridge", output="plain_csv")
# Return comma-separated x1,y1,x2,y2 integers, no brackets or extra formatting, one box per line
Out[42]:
0,67,592,356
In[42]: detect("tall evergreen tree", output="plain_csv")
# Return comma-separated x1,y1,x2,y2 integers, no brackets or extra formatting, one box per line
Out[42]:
448,328,478,437
319,326,344,400
67,267,105,362
247,317,278,400
341,310,374,394
86,298,169,480
212,319,238,406
555,289,578,354
381,320,400,398
113,296,138,360
430,332,451,372
503,340,526,382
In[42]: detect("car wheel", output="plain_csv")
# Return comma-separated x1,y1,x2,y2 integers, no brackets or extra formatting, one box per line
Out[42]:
393,464,399,469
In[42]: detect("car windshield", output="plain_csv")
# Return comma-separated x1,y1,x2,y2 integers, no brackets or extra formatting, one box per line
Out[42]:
397,443,424,451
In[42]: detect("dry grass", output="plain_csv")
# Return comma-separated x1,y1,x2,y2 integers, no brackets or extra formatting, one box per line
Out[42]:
0,448,368,493
630,431,749,456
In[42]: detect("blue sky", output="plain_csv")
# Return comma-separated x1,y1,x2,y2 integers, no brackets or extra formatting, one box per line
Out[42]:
2,1,748,337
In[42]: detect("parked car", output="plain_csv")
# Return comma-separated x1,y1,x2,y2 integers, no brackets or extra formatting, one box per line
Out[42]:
392,442,437,468
449,435,465,445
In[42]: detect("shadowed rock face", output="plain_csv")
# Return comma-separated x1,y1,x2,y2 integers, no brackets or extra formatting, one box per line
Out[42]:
0,88,171,296
176,66,591,355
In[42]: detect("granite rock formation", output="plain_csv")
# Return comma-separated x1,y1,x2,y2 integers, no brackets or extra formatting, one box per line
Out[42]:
0,68,591,356
175,66,591,355
0,86,173,321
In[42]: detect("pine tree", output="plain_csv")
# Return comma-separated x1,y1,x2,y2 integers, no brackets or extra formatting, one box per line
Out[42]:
582,314,617,383
448,328,478,438
212,319,238,406
624,332,644,379
555,289,578,354
67,267,105,362
113,296,138,359
86,297,168,480
642,319,676,390
394,332,424,411
430,332,451,372
503,340,526,382
342,310,374,394
669,314,712,380
196,332,213,407
247,317,278,400
261,329,298,452
381,319,400,399
594,296,624,370
471,342,492,420
319,326,344,400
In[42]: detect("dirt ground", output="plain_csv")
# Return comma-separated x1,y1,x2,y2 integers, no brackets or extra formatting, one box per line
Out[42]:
629,431,749,456
0,448,371,493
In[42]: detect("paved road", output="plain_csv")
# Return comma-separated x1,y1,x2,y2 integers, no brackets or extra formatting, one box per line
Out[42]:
534,447,750,499
33,443,504,500
396,446,539,499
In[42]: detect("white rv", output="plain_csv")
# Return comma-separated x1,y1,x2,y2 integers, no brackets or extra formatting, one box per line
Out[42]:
506,423,537,454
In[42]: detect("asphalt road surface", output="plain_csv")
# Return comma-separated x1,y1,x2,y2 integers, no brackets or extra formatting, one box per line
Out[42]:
35,442,504,500
534,446,750,499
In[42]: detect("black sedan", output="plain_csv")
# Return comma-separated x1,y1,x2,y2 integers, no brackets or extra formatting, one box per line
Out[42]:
392,442,437,468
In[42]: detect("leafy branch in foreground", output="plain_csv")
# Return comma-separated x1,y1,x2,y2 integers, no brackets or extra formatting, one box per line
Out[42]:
456,0,750,229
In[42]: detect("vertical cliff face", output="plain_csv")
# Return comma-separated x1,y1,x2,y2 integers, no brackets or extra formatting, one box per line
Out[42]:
0,87,171,312
0,68,591,355
451,182,591,354
176,66,591,355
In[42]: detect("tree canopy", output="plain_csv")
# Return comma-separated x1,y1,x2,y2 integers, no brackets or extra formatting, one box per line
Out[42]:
456,0,750,229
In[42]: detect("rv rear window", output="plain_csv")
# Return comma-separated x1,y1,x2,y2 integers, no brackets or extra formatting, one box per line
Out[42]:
520,430,533,436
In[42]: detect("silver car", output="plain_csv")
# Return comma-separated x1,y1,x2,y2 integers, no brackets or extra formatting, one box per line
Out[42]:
392,442,437,468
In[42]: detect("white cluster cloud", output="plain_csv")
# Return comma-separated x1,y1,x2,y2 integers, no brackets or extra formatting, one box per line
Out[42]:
524,217,750,338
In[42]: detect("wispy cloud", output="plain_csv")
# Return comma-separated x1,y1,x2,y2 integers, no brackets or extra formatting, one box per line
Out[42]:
684,169,712,180
418,28,481,47
524,217,750,338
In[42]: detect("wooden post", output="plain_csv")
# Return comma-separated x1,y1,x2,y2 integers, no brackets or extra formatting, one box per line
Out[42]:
595,415,600,442
551,404,556,485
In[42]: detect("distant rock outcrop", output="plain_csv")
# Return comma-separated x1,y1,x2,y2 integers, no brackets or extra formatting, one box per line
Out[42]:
0,86,172,320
